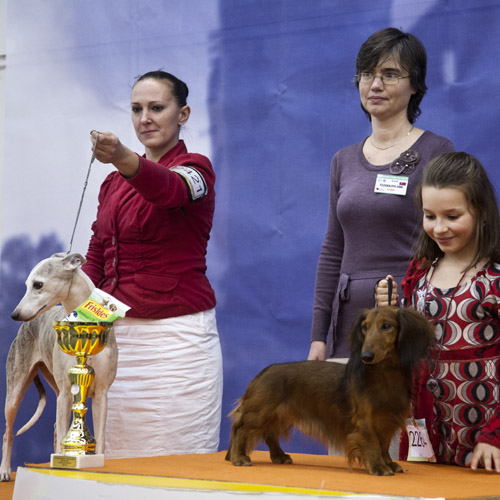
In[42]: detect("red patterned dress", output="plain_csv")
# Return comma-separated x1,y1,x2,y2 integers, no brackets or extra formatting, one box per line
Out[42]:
400,259,500,465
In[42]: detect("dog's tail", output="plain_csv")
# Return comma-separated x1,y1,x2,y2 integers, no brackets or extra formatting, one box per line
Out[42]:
16,375,46,436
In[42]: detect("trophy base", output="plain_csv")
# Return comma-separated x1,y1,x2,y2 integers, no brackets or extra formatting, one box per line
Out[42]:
50,453,104,470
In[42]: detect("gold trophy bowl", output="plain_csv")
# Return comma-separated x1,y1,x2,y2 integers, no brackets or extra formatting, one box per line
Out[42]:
50,321,111,469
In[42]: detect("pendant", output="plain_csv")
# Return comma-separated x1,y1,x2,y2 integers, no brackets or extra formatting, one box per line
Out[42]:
426,377,438,393
416,289,426,314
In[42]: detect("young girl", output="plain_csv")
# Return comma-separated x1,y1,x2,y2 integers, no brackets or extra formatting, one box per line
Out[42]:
375,152,500,472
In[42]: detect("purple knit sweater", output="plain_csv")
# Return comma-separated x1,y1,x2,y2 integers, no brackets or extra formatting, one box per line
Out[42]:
311,131,455,358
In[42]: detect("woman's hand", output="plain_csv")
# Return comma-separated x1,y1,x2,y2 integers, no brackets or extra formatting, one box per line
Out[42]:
374,275,398,306
91,130,140,178
308,341,326,361
469,443,500,473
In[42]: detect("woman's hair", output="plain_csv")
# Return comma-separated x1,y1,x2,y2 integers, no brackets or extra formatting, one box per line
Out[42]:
413,152,500,270
355,27,427,124
133,70,189,107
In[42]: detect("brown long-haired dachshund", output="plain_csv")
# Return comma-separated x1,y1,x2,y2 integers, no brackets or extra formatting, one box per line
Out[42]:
225,306,435,476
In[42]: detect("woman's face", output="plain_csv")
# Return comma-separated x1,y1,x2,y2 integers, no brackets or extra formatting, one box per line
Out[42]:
422,186,477,262
358,55,416,122
131,78,190,160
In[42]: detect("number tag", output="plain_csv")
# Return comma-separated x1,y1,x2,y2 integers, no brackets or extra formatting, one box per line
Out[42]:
405,418,436,462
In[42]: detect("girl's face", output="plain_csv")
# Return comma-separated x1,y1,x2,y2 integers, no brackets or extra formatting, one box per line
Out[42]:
131,78,190,161
422,186,477,262
358,55,416,122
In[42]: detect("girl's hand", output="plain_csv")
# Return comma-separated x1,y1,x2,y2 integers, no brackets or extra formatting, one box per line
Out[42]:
375,275,398,306
469,443,500,473
308,341,326,361
90,131,140,177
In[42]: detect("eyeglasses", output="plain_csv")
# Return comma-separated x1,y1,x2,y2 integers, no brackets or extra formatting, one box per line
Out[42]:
355,72,411,85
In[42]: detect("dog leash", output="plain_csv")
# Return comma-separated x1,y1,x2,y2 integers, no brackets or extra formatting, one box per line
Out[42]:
387,277,393,306
67,133,99,254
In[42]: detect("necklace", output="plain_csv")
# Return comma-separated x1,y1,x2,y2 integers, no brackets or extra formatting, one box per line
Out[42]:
369,126,413,150
424,262,467,393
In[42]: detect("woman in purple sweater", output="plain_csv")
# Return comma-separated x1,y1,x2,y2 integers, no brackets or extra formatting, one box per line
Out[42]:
308,28,455,361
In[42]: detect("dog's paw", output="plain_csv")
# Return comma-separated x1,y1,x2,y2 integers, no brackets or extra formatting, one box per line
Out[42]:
367,462,395,476
231,455,252,466
0,469,11,482
389,461,404,473
271,453,293,465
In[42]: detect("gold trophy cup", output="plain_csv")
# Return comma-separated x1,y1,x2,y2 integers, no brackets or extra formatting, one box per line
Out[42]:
50,321,110,469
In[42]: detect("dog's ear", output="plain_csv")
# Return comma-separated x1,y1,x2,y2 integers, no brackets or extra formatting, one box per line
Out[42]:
397,307,435,371
346,309,369,382
348,309,368,355
62,253,87,270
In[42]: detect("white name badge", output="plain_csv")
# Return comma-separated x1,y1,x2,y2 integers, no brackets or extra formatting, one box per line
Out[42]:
374,174,409,196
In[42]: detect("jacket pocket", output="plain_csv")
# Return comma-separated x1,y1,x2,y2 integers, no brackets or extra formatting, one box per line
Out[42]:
134,273,179,292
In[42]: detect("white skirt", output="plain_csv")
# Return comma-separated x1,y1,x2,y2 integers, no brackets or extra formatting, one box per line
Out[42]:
103,309,223,458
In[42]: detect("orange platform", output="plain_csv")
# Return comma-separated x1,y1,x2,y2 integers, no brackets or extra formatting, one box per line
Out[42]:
5,451,500,499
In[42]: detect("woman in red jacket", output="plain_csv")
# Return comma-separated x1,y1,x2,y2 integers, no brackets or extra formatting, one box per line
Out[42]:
84,71,222,459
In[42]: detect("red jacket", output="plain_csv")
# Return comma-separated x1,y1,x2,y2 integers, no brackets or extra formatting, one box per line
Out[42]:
82,140,216,318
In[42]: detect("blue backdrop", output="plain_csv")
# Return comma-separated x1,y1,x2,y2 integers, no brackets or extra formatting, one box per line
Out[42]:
1,0,500,469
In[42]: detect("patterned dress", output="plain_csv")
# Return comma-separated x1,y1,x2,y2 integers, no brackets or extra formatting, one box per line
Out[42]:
400,260,500,465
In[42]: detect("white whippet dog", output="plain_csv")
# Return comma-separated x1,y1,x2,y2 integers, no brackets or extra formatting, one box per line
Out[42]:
0,252,118,481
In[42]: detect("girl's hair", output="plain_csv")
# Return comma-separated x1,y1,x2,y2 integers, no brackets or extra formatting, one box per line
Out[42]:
133,70,189,107
355,27,427,124
413,152,500,270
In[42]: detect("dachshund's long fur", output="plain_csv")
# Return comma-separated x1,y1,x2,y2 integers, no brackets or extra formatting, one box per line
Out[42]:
225,306,435,476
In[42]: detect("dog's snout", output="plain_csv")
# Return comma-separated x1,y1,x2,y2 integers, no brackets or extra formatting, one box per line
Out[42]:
361,351,375,363
11,310,20,321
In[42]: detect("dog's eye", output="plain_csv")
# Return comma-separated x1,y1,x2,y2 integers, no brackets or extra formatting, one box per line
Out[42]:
33,281,43,290
381,322,392,330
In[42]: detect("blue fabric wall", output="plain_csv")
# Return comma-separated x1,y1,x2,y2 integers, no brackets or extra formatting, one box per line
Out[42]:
209,0,500,453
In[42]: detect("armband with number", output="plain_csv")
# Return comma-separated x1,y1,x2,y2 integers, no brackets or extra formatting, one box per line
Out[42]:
170,165,208,201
